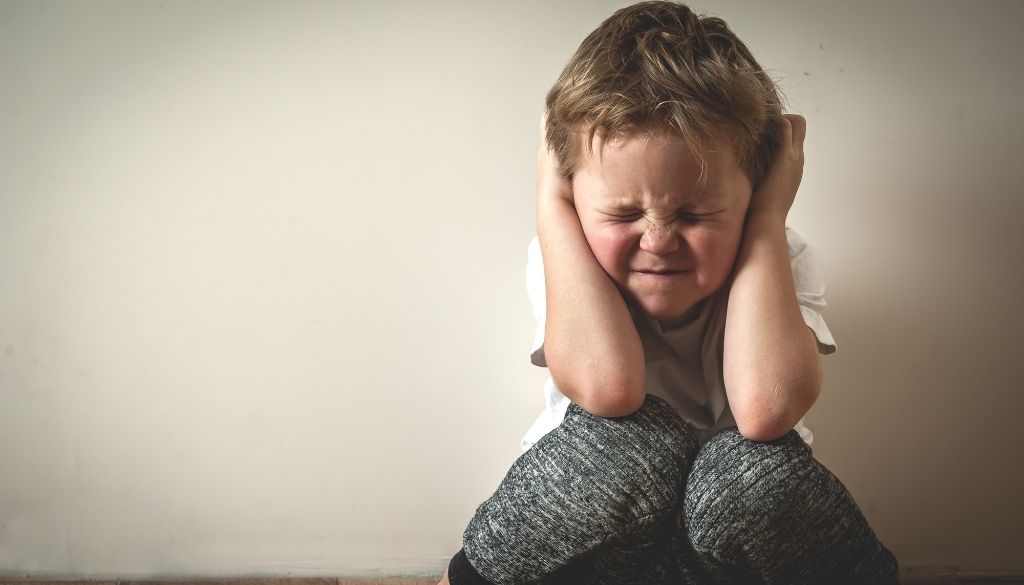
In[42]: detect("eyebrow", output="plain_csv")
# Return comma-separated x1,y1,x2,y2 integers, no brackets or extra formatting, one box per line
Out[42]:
603,189,724,212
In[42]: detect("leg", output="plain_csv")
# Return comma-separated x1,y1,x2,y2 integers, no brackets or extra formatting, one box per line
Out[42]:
447,394,699,585
676,427,900,585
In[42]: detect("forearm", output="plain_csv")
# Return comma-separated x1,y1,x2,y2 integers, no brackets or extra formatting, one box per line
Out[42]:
723,210,821,440
537,197,646,417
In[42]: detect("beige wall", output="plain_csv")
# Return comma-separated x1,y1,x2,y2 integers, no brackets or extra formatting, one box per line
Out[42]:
1,0,1021,578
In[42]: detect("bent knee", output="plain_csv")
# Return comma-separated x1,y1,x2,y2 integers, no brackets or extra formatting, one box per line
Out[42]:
684,427,816,553
565,393,699,467
557,394,699,517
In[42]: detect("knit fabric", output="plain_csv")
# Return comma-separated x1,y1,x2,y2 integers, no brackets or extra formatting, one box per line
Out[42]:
453,394,899,585
463,394,697,585
678,427,900,585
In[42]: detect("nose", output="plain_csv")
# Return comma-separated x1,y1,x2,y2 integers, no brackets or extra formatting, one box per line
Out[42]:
639,219,679,255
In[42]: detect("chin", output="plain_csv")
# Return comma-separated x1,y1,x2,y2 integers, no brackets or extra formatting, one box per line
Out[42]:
626,288,710,323
635,300,696,322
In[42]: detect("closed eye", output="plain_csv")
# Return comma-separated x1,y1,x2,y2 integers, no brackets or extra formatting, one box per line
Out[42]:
601,209,725,223
678,209,724,221
603,212,643,222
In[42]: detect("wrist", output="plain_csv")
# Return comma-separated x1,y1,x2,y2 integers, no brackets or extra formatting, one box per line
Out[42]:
737,208,789,260
537,196,580,234
537,182,574,209
745,207,788,226
536,150,574,207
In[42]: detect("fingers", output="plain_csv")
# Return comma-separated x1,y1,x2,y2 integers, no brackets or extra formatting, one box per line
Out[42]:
780,114,806,149
537,112,552,164
537,111,561,172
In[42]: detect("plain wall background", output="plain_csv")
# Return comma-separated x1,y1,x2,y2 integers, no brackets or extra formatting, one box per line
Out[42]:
1,0,1022,578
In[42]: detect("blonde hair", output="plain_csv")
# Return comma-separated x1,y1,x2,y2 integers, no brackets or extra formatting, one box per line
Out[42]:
545,1,784,184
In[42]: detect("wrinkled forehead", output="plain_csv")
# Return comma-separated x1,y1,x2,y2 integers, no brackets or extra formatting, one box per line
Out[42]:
585,124,745,175
577,128,741,190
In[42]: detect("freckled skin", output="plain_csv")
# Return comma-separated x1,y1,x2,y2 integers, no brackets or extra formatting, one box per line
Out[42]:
571,132,754,323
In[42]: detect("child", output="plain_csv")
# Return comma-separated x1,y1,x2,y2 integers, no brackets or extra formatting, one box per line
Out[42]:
440,2,900,583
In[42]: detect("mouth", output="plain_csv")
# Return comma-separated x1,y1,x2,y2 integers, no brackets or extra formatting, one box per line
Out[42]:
632,269,690,277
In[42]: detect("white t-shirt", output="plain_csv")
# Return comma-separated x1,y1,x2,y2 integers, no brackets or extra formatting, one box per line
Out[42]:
520,227,837,452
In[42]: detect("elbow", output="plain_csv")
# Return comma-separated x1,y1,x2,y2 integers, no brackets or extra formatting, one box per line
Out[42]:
580,387,647,418
548,348,647,418
733,379,821,443
729,354,822,442
555,372,646,418
735,407,807,442
736,419,793,442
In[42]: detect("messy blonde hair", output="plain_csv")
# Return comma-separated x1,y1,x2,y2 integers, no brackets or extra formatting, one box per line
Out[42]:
545,1,784,185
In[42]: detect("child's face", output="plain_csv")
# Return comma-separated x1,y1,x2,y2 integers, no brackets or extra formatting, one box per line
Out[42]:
571,131,753,322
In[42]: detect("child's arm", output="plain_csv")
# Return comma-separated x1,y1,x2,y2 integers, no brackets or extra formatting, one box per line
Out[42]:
535,120,646,418
723,114,823,441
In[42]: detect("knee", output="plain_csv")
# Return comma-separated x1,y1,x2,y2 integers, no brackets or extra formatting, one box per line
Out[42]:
557,393,699,519
461,394,699,582
684,427,816,558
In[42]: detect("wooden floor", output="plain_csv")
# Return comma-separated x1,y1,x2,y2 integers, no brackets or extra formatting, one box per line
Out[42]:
0,580,439,585
10,576,998,585
2,577,1023,585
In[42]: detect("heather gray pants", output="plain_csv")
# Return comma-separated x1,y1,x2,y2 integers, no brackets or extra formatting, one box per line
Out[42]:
449,394,900,585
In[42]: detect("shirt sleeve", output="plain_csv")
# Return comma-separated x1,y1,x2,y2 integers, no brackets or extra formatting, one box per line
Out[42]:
526,235,548,367
786,227,837,355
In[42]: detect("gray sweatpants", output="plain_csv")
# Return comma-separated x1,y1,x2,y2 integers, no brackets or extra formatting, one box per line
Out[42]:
450,394,900,585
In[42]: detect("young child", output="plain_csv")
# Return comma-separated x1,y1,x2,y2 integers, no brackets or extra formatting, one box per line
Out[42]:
440,2,900,583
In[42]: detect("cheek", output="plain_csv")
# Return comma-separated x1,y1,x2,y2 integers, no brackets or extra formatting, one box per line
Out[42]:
582,225,636,277
685,223,744,280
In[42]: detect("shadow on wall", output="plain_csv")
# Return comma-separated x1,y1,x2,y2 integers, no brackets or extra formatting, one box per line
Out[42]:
807,136,1024,574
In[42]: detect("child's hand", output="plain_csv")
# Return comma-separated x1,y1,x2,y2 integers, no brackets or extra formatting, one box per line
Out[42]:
536,113,574,207
748,114,806,217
